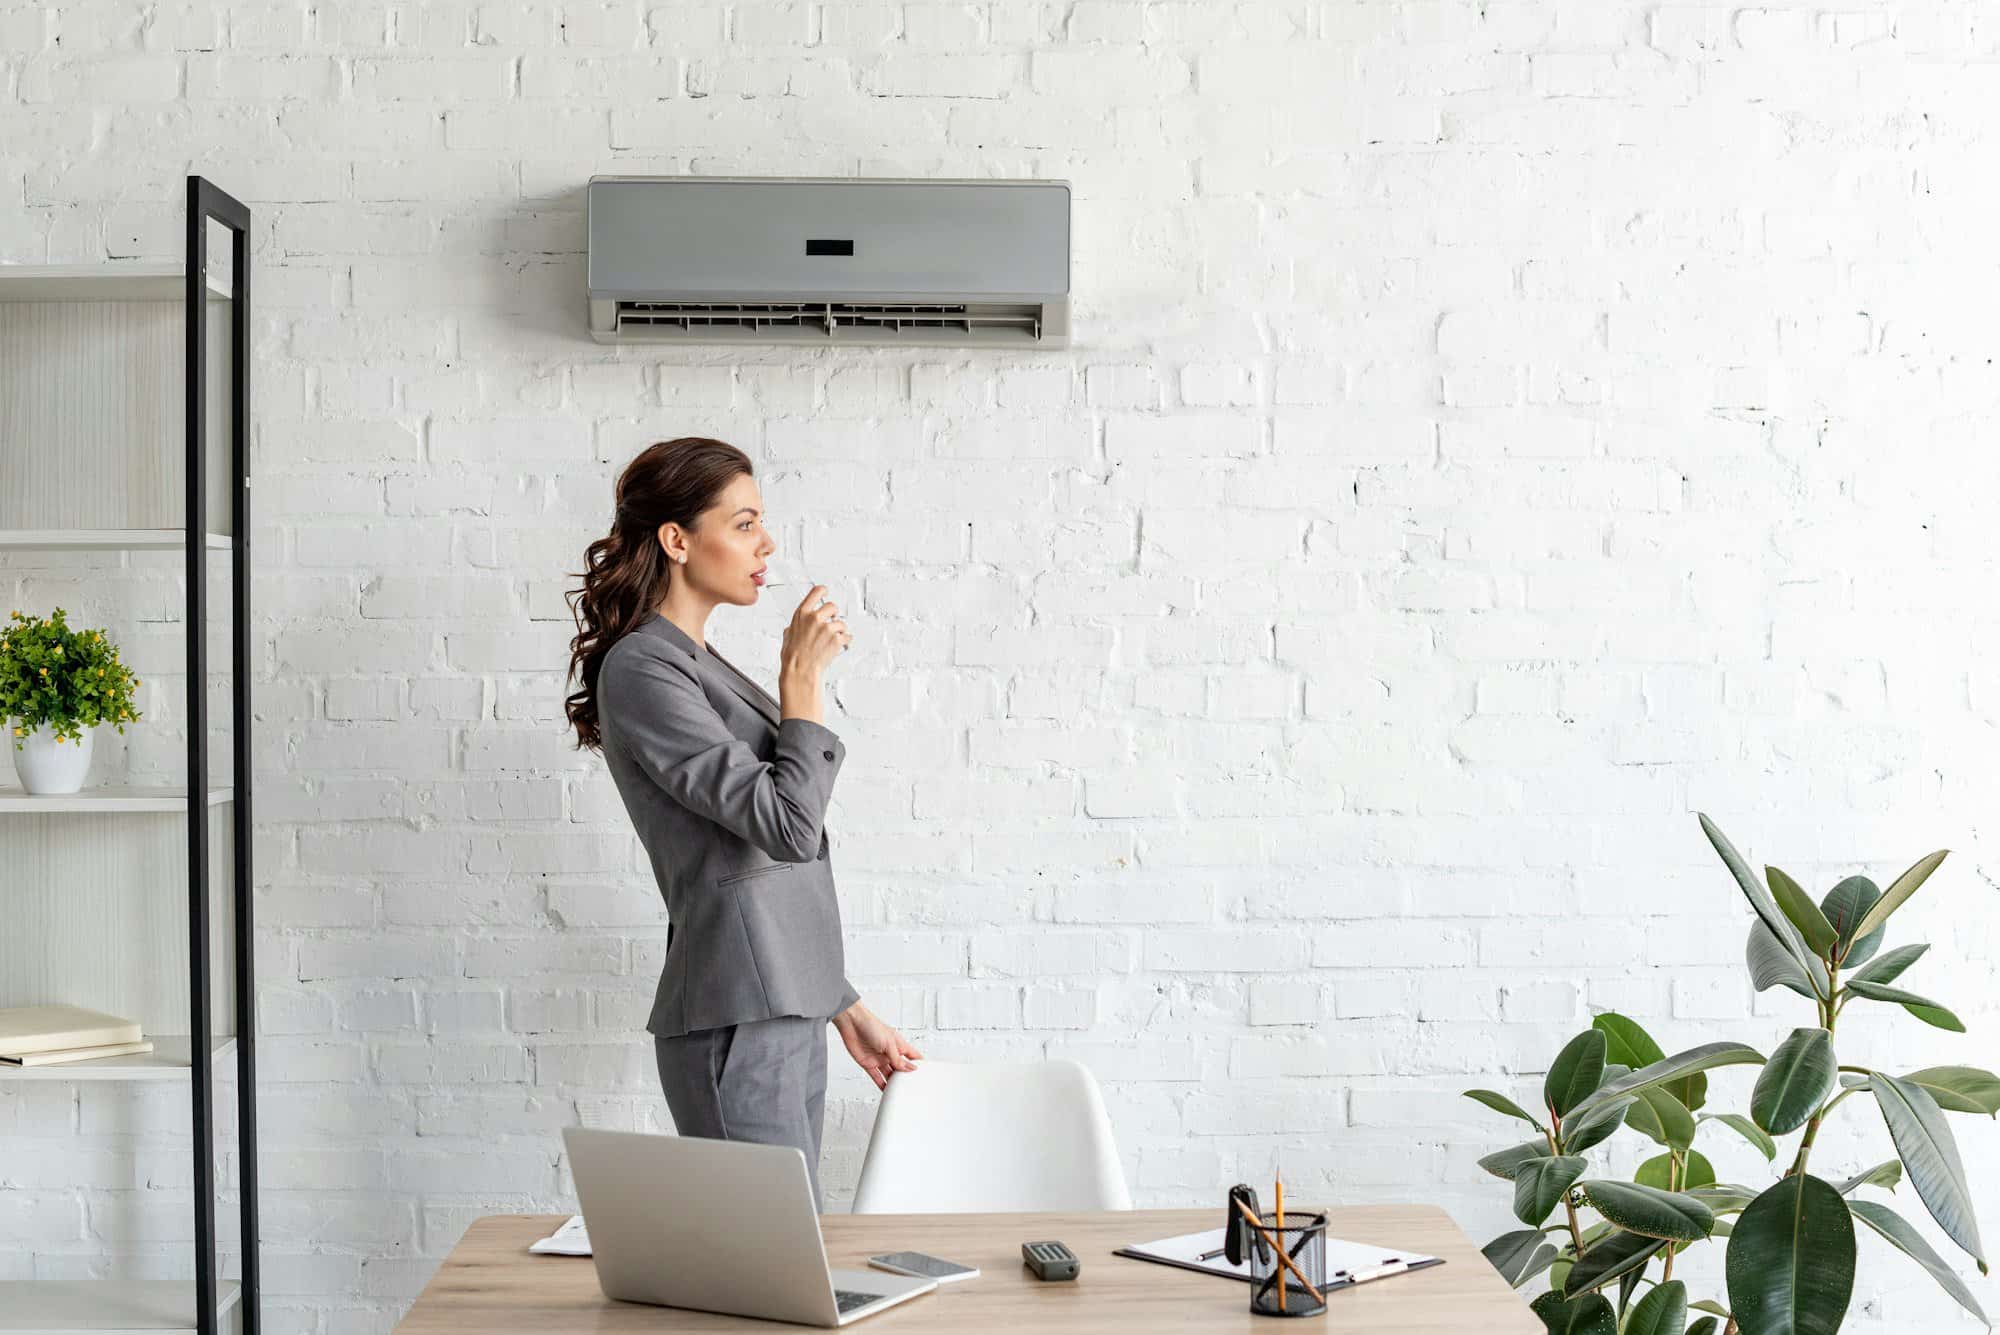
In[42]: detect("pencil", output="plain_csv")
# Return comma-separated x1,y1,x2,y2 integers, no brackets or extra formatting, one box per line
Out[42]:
1275,1171,1286,1312
1232,1198,1324,1305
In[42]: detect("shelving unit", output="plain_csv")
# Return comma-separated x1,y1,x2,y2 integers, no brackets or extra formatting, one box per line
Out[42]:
0,1035,237,1083
0,1279,243,1333
0,786,235,813
0,532,234,551
0,179,258,1334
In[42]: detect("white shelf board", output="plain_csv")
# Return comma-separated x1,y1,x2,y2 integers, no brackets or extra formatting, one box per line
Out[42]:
0,786,234,814
0,264,232,303
0,1035,235,1083
0,531,233,551
0,1278,241,1332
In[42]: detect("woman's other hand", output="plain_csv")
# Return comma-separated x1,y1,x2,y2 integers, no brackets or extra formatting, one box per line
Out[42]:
832,1000,922,1091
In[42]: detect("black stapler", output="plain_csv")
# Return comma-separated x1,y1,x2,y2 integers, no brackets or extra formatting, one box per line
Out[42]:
1224,1182,1272,1266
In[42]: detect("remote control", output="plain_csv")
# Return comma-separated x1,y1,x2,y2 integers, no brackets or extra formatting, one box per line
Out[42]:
1022,1239,1080,1281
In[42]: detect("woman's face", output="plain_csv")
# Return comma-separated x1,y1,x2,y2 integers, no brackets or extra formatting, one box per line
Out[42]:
665,473,775,606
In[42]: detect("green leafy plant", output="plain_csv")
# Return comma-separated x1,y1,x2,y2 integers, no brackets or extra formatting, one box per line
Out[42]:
0,607,142,749
1466,812,1995,1335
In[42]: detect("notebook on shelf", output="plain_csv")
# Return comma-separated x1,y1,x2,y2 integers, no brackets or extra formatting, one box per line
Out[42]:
1,1039,155,1066
0,1003,144,1057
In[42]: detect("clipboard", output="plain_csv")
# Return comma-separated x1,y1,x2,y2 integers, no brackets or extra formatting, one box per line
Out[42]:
1113,1226,1444,1291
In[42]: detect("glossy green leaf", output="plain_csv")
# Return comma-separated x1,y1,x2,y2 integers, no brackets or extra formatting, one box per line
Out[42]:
1515,1155,1587,1227
1623,1278,1687,1335
1636,1149,1714,1192
1561,1094,1631,1154
1845,980,1965,1032
1686,1319,1719,1335
1593,1013,1705,1110
1849,848,1950,943
1546,1029,1608,1118
1561,1229,1665,1297
1752,1027,1836,1136
1819,874,1884,966
1479,1139,1546,1180
1700,1112,1777,1161
1849,1199,1989,1326
1698,813,1821,986
1766,865,1838,956
1726,1174,1856,1335
1482,1228,1558,1287
1747,920,1818,998
1847,942,1926,988
1591,1013,1663,1066
1531,1290,1617,1335
1691,1299,1732,1317
1465,1088,1545,1129
1577,1179,1714,1242
1616,1087,1696,1151
1904,1066,2000,1117
1690,1182,1761,1214
1834,1160,1902,1195
1871,1072,1986,1267
1567,1042,1765,1127
1617,1268,1643,1320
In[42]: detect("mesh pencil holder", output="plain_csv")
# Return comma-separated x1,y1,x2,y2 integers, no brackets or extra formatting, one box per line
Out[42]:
1245,1208,1327,1318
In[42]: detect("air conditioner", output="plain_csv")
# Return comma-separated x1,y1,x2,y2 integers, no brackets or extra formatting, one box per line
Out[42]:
586,175,1070,348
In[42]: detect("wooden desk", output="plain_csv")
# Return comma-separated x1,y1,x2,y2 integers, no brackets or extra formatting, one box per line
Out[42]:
396,1206,1540,1333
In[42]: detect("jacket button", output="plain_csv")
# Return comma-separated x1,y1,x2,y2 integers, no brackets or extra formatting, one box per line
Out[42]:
822,749,834,761
817,846,827,861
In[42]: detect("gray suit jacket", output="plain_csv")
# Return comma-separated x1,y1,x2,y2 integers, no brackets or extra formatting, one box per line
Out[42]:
597,609,859,1038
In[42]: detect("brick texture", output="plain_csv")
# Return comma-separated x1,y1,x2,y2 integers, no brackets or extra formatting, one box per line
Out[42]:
4,2,1999,1331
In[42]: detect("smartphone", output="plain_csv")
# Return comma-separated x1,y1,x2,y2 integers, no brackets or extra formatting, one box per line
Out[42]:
866,1250,980,1283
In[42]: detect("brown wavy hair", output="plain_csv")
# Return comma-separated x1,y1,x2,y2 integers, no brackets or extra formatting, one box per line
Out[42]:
565,437,755,751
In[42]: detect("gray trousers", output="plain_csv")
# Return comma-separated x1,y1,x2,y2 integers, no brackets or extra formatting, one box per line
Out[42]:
654,1014,829,1212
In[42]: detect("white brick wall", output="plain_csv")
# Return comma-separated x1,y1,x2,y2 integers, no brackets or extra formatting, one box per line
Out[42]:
6,1,2000,1331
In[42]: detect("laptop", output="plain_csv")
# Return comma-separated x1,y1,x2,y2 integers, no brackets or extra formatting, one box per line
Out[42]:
563,1127,938,1327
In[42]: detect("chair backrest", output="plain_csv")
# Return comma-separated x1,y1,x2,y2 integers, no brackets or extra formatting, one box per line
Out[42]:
849,1059,1133,1213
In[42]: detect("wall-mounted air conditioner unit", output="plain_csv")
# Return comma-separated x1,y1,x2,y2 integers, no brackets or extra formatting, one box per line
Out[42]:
586,175,1071,348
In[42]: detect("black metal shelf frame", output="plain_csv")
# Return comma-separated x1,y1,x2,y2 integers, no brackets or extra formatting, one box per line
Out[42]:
185,174,259,1335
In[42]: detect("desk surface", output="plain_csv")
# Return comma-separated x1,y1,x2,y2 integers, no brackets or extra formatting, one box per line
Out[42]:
395,1206,1540,1333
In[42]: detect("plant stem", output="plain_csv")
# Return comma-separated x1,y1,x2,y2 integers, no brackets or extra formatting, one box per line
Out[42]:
1789,961,1841,1179
1662,1150,1682,1281
1547,1123,1587,1261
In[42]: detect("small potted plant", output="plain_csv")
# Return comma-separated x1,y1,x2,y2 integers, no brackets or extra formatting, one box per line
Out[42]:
1,607,142,795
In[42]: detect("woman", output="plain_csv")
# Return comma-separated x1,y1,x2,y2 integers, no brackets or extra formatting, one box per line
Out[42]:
565,436,921,1211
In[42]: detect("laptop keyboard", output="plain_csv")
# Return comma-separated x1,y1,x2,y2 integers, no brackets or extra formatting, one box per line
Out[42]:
834,1289,879,1315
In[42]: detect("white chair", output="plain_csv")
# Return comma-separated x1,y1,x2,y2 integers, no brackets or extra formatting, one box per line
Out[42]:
850,1058,1133,1213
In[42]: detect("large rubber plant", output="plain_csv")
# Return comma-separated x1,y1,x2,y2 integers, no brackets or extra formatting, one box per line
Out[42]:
1464,813,1992,1335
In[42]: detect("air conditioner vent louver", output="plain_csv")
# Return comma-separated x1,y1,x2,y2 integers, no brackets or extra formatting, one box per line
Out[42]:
587,176,1071,347
612,300,1044,343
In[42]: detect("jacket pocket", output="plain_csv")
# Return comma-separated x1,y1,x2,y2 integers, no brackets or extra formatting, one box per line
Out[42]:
718,861,791,887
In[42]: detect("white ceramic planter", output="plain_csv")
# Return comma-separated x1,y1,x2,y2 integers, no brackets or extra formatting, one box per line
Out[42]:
9,720,94,794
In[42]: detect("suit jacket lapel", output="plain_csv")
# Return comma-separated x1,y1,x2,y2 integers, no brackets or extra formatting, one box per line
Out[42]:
634,612,781,732
703,644,782,730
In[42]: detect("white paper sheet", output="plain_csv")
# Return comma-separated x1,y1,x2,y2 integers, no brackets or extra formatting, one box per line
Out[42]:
529,1214,591,1256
